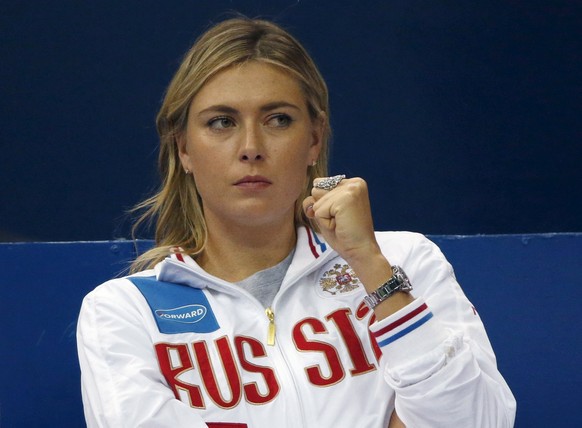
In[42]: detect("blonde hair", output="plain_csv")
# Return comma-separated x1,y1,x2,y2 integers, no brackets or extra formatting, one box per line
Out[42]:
131,17,330,272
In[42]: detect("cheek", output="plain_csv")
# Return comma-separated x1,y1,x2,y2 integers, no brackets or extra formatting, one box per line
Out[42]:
279,146,312,193
280,132,314,164
277,146,309,177
188,138,225,171
187,147,222,196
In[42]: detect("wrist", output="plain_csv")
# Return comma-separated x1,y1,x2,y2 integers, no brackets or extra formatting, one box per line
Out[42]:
347,251,393,294
372,291,415,321
363,265,413,309
342,241,384,270
362,264,415,321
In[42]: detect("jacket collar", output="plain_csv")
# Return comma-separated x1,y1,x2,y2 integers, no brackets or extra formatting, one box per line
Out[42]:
155,226,334,291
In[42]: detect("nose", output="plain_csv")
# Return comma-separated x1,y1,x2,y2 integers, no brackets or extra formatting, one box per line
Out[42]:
239,124,265,162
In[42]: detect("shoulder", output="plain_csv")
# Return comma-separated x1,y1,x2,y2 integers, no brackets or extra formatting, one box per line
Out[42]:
81,270,157,311
374,230,427,244
374,231,441,256
373,231,452,279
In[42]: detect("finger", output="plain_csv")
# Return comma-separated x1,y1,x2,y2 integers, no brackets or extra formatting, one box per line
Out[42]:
312,175,346,192
311,186,331,199
312,197,337,225
302,196,316,218
309,202,335,232
314,210,336,232
311,195,339,233
311,177,347,200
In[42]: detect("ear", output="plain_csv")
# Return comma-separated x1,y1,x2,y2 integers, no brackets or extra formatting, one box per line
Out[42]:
307,111,326,164
176,133,192,173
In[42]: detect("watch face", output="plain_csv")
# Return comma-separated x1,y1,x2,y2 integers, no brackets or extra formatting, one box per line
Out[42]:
391,266,412,292
396,266,413,291
365,266,413,309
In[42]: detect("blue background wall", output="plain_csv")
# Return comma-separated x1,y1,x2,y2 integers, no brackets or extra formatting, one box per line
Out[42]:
1,234,581,427
1,0,580,241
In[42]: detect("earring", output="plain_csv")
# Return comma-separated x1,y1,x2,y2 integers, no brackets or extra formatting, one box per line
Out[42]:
184,169,190,174
311,160,318,167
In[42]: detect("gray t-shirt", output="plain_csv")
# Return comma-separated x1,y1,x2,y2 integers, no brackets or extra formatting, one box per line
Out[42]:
235,249,295,308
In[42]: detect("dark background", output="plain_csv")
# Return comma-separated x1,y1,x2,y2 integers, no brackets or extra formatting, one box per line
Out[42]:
1,0,580,242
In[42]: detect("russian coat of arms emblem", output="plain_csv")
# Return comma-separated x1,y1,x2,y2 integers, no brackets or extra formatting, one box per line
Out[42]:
319,263,361,295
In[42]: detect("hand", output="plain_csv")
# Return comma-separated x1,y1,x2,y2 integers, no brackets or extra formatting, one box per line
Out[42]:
302,176,381,266
304,176,414,318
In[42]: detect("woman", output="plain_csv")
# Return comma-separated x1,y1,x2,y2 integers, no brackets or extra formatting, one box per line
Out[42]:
77,17,516,427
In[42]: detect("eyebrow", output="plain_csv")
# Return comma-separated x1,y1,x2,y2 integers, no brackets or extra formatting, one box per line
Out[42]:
197,101,302,117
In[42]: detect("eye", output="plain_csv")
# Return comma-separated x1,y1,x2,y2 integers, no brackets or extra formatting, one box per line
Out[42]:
207,116,235,130
266,113,293,128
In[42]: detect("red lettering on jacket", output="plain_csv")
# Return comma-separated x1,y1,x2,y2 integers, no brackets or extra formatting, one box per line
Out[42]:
292,318,345,386
193,337,242,409
326,308,376,375
207,424,248,428
154,306,379,409
155,342,205,408
234,336,280,404
356,301,382,361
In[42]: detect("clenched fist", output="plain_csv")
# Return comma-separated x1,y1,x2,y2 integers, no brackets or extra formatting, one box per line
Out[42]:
303,176,414,319
303,177,379,265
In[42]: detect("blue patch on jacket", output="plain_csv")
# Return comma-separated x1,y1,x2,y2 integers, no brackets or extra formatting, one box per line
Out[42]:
129,276,219,334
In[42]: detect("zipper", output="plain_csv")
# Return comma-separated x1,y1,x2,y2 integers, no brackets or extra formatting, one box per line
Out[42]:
264,248,338,348
165,253,337,428
273,323,307,427
265,307,276,346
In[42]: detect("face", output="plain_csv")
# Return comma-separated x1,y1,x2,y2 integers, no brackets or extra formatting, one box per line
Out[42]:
178,61,323,230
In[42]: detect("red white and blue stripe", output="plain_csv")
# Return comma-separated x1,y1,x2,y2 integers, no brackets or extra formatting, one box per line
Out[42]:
305,226,327,258
370,299,434,347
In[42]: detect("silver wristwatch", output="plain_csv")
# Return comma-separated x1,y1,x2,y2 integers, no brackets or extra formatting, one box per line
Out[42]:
364,265,413,309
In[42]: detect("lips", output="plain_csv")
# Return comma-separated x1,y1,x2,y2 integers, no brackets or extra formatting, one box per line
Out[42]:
234,175,272,188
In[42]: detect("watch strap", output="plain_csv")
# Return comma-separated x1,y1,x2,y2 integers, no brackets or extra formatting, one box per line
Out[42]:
364,265,412,309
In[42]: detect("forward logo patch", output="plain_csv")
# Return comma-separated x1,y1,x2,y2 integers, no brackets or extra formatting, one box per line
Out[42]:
155,304,207,324
129,276,220,334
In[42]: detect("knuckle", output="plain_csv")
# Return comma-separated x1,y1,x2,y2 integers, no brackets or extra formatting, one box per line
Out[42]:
345,178,367,195
351,177,367,189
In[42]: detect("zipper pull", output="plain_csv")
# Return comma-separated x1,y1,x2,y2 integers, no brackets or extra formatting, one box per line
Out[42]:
265,307,276,346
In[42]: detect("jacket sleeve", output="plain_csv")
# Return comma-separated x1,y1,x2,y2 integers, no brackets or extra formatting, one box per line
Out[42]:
370,234,516,427
77,279,209,428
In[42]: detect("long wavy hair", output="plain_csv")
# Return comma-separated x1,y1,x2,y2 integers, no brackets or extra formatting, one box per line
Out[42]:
130,17,331,272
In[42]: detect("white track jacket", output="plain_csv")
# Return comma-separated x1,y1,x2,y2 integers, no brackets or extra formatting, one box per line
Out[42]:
77,228,516,427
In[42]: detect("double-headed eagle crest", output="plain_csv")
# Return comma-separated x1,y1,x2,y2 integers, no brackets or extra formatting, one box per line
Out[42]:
319,263,361,295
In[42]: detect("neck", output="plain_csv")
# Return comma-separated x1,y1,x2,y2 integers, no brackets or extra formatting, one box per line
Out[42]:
197,215,297,283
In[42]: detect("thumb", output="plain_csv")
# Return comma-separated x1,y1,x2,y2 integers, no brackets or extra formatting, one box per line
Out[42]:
302,195,316,218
